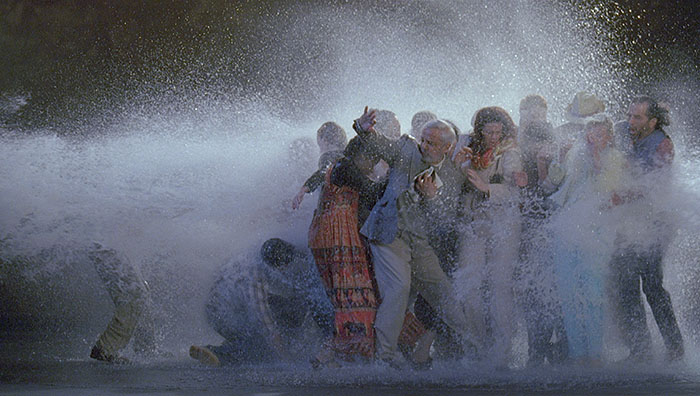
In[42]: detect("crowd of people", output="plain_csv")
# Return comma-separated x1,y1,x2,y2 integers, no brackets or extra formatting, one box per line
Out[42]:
180,92,684,370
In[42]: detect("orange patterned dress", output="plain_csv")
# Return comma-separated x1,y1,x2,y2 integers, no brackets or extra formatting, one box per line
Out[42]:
308,164,378,358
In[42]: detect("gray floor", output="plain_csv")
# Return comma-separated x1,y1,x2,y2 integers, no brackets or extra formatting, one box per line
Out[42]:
2,359,700,396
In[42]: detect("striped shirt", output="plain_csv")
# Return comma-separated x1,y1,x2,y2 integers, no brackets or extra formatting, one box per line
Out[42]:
205,250,330,360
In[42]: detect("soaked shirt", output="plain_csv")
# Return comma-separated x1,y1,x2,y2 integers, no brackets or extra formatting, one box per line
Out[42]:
205,250,331,359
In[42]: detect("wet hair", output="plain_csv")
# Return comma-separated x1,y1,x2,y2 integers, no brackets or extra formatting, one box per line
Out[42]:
519,94,547,111
584,115,614,146
375,110,401,140
260,238,299,269
632,95,671,130
316,121,348,150
444,119,462,137
470,106,517,152
410,110,438,138
584,115,613,133
422,119,456,144
344,136,380,163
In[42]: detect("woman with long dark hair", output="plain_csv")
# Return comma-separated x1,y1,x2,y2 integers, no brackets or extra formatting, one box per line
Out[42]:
308,136,383,362
455,106,524,368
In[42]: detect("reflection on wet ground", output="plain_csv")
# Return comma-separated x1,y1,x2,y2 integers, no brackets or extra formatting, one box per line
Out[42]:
2,360,700,396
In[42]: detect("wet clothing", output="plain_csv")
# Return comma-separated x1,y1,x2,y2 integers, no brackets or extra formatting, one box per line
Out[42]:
205,248,332,364
356,127,486,363
309,158,425,359
458,140,523,366
519,213,569,365
1,243,154,361
90,243,152,358
411,136,475,361
546,139,626,360
553,242,606,360
609,248,683,359
518,130,569,366
609,123,683,360
329,157,386,226
303,150,345,193
308,160,383,358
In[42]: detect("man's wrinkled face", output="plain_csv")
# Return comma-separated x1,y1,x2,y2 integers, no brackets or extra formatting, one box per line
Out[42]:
627,102,656,138
420,128,452,165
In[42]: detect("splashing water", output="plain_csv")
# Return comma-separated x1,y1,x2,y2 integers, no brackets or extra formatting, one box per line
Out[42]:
1,0,700,391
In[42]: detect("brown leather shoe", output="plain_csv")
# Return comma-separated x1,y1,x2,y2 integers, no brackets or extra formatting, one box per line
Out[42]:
90,345,130,364
189,345,221,367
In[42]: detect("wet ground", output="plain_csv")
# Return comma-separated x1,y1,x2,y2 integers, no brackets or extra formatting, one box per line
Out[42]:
2,358,700,396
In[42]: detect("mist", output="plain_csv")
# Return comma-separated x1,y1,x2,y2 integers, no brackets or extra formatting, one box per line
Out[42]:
1,0,699,377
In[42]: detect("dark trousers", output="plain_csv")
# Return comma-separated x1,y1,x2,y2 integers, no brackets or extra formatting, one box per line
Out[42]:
411,224,465,360
520,286,569,365
609,247,683,358
414,294,464,359
519,216,568,365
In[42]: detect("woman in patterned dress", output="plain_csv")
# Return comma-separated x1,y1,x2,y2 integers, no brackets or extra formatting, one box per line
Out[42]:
308,136,385,360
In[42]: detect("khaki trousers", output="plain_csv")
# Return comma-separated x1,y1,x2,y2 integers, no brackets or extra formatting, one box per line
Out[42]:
90,244,151,356
458,211,521,366
370,231,485,362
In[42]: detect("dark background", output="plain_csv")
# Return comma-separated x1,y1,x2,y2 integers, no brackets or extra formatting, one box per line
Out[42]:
0,0,698,132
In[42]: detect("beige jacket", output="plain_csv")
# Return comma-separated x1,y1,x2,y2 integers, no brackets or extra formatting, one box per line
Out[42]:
462,145,523,220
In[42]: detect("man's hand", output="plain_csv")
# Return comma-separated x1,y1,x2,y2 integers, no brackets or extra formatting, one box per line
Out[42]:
415,172,438,199
355,106,377,134
453,146,473,170
536,145,554,162
611,192,623,207
466,169,489,194
601,191,624,211
513,171,528,188
536,145,557,182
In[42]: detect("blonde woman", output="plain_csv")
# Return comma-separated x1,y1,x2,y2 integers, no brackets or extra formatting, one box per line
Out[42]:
544,114,626,365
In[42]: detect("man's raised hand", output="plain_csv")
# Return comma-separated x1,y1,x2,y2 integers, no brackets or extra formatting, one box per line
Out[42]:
355,106,377,134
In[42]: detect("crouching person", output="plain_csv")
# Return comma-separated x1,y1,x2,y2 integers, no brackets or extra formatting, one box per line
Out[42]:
189,238,333,366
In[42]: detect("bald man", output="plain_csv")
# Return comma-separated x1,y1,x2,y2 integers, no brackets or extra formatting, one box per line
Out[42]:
353,107,485,366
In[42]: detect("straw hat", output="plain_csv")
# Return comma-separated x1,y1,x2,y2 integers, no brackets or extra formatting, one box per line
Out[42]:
565,92,606,124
